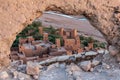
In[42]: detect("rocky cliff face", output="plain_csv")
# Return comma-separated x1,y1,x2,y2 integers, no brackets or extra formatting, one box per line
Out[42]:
0,0,120,67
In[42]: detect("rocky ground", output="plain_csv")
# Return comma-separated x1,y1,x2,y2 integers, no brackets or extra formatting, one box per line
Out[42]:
0,49,120,80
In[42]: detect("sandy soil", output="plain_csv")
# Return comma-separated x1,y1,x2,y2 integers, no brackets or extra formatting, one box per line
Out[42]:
36,12,106,42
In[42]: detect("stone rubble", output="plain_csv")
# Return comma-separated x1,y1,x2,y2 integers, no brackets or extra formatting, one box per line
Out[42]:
17,72,32,80
78,61,92,71
66,63,82,80
0,71,9,80
47,63,59,71
0,50,119,80
17,64,26,73
26,61,40,75
109,46,119,56
39,51,98,65
85,51,98,56
97,49,109,54
102,62,111,69
33,75,39,80
91,60,100,67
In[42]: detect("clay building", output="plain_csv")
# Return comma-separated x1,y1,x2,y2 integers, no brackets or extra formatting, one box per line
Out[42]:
75,36,81,48
64,39,76,50
71,29,77,38
39,27,43,35
11,35,52,63
59,28,64,36
55,38,61,48
43,33,49,42
10,27,94,63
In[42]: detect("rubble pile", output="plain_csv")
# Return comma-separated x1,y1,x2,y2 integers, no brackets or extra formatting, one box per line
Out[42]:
1,49,120,80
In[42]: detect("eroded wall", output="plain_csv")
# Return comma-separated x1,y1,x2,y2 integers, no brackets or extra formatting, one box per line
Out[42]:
0,0,120,67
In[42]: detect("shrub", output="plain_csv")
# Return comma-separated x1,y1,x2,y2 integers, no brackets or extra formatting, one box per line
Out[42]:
32,21,42,28
93,43,99,48
99,42,106,49
12,21,42,47
33,32,43,40
87,37,94,43
81,40,88,47
43,26,56,34
79,35,84,40
48,34,61,43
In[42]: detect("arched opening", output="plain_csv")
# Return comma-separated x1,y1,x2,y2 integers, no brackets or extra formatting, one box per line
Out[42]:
1,1,120,79
10,11,108,64
0,0,120,69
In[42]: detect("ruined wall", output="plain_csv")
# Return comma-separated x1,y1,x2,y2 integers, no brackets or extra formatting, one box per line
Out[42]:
0,0,120,67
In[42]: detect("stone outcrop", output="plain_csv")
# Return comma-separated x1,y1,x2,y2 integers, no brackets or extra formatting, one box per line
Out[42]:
0,0,120,67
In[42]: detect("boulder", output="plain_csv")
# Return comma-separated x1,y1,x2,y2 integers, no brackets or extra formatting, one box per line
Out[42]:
67,63,82,72
59,63,66,69
47,63,59,71
33,75,39,80
26,61,40,75
102,63,110,69
92,60,100,67
17,64,26,73
13,71,18,79
38,67,68,80
73,71,82,80
76,76,82,80
57,55,70,61
17,72,32,80
66,63,83,80
109,46,119,56
97,49,105,54
0,71,9,79
85,51,98,56
79,61,92,71
66,64,81,80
